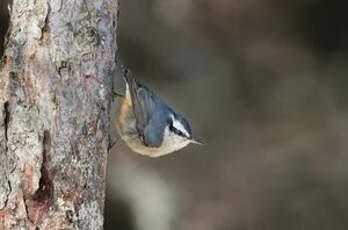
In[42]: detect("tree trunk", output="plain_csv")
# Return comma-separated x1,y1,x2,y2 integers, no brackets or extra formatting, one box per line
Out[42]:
0,0,118,229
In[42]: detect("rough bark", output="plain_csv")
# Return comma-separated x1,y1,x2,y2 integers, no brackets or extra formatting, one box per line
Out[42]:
0,0,118,229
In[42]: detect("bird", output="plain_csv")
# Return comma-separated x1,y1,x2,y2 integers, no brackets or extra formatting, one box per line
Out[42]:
116,69,202,157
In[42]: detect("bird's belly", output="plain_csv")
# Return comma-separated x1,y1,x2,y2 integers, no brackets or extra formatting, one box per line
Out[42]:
123,138,175,157
121,131,189,158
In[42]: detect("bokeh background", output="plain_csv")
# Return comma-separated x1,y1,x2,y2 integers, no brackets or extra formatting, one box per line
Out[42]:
2,0,348,229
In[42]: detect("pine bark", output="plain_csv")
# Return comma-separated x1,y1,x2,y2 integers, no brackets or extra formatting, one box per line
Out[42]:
0,0,118,229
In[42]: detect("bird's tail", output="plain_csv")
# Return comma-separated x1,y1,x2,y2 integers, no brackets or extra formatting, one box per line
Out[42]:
121,66,138,100
122,65,132,84
121,65,151,95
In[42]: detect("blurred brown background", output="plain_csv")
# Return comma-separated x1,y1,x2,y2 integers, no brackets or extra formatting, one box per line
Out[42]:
2,0,348,229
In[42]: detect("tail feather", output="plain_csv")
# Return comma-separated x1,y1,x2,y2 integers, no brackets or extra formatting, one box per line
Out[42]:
122,66,142,93
122,66,132,83
122,66,137,101
121,66,154,100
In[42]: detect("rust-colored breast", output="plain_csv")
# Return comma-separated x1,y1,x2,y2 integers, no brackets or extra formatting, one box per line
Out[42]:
117,95,133,135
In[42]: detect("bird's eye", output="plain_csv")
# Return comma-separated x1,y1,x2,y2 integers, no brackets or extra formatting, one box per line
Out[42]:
174,128,185,137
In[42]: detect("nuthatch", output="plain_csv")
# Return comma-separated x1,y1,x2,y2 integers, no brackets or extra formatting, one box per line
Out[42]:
117,69,202,157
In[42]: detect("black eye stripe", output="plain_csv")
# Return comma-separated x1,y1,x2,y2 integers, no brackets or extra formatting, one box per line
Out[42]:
168,118,187,137
174,127,185,137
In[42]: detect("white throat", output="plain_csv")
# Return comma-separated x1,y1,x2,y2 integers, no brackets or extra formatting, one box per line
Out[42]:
152,126,190,157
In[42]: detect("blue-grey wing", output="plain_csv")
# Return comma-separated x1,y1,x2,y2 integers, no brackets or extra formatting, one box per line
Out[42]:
133,87,159,132
126,75,169,142
126,77,154,130
143,113,167,147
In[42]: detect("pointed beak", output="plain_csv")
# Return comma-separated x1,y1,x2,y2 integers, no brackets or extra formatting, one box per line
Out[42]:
190,138,203,145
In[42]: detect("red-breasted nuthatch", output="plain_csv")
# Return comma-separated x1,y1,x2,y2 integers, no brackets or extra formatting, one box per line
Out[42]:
117,69,202,157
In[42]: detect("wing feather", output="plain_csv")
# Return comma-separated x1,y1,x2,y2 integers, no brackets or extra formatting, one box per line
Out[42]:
124,71,168,147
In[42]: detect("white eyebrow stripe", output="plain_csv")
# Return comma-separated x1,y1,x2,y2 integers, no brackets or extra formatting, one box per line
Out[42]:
171,114,190,137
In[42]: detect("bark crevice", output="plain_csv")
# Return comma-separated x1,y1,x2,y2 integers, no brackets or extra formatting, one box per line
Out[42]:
40,2,50,42
0,101,11,211
3,101,9,142
24,130,53,226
